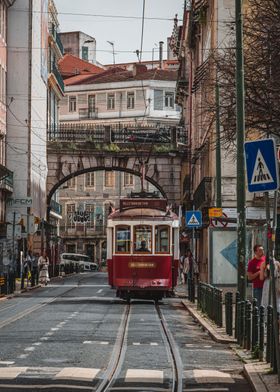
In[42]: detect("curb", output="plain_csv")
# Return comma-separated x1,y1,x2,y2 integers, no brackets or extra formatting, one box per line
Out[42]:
181,300,236,344
244,363,269,392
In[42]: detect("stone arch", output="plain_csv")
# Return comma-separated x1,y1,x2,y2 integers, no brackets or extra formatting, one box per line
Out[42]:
47,166,167,207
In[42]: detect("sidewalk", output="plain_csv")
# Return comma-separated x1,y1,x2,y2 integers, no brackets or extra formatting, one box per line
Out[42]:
175,283,280,392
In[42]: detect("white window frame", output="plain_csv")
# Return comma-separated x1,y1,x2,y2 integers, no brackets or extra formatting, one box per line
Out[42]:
84,172,95,188
127,91,135,109
67,177,76,189
85,203,95,228
104,171,115,188
107,93,115,110
123,172,134,187
66,203,75,229
164,91,174,109
69,96,77,112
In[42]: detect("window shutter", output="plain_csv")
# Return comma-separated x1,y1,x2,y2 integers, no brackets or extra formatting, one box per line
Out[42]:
154,89,163,110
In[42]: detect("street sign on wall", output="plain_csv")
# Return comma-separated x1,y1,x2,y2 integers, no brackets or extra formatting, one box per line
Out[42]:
244,138,279,192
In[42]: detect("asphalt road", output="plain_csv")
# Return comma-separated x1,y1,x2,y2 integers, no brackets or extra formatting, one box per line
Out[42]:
0,272,253,391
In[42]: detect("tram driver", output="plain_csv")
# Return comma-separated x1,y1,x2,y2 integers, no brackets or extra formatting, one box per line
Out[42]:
137,240,149,252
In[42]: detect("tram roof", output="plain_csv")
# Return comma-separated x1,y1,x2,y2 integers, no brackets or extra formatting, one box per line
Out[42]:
108,208,179,221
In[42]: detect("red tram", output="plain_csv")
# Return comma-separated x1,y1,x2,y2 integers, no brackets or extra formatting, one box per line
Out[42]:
107,195,180,301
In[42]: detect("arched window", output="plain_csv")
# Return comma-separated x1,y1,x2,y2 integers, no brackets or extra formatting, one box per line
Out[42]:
115,225,131,253
155,225,170,254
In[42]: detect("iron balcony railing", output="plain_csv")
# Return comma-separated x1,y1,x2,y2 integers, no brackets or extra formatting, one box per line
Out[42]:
79,107,98,120
0,169,13,192
52,62,64,94
47,123,187,146
51,24,64,55
193,177,212,209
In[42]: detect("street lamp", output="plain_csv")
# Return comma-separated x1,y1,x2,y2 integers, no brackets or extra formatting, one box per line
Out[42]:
107,41,115,65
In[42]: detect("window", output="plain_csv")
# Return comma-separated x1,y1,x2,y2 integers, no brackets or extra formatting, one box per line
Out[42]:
85,172,95,188
88,95,96,113
85,204,94,228
67,177,76,189
66,204,75,228
127,92,135,109
134,225,152,253
82,46,89,60
155,225,170,253
107,93,115,110
116,225,131,253
105,171,115,187
69,96,77,112
154,89,163,110
123,173,134,187
66,244,76,253
165,92,174,108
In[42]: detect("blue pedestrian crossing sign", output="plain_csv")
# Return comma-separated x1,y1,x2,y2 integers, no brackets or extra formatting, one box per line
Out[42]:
244,138,279,193
186,210,202,228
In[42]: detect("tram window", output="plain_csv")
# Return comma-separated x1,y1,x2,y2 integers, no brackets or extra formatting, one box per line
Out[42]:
116,226,131,253
134,225,152,253
155,225,170,253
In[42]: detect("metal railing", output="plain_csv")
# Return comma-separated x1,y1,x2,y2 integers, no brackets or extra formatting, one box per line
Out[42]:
51,24,64,55
79,107,98,120
47,123,187,147
52,62,64,93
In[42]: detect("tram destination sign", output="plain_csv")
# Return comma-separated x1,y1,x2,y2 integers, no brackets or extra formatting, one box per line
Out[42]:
120,198,167,212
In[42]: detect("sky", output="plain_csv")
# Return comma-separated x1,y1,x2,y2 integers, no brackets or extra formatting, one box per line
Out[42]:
55,0,185,65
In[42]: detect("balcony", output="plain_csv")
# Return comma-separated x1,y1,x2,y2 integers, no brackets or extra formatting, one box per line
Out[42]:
193,177,212,209
79,107,98,120
50,24,64,56
52,62,64,94
0,168,13,193
50,199,62,218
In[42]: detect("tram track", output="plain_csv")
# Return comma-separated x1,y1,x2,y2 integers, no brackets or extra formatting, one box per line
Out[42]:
95,301,183,392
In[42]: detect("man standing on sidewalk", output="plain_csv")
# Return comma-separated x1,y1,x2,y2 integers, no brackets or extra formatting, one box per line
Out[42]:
247,244,265,307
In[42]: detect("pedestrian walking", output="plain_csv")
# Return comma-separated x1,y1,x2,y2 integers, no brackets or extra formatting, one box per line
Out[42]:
30,252,39,286
38,251,50,286
247,244,265,307
260,258,280,321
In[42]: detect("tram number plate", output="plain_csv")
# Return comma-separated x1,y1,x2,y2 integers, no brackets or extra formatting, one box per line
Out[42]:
129,262,156,269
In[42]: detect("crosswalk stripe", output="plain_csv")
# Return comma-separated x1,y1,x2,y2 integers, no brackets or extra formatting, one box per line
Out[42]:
0,367,28,379
54,368,100,381
125,369,163,383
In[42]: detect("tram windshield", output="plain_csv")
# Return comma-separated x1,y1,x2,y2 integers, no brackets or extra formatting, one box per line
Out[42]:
134,225,152,253
116,226,131,253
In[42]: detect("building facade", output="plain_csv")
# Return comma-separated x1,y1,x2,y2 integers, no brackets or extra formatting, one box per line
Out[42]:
59,31,97,64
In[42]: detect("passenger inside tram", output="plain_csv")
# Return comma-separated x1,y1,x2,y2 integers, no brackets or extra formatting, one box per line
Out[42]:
136,240,149,252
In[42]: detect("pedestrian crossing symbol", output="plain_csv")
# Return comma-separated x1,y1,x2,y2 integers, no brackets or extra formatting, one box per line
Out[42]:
186,210,202,228
245,138,279,193
250,150,272,184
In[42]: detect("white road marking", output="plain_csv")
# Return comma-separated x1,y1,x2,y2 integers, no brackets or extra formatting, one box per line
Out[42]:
55,367,100,381
0,367,27,379
132,342,140,346
0,361,15,365
17,354,29,359
32,342,42,346
125,369,163,383
100,341,109,345
185,370,234,384
203,345,212,348
51,327,59,331
186,389,229,392
59,321,66,326
24,347,35,352
46,332,54,336
83,341,93,344
97,289,103,293
185,343,194,347
150,342,158,346
40,337,49,341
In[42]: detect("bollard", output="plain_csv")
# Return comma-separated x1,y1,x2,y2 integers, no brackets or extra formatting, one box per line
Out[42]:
251,306,259,355
218,289,223,327
259,306,265,361
228,292,233,336
245,301,252,351
266,305,273,363
235,292,240,339
240,301,245,347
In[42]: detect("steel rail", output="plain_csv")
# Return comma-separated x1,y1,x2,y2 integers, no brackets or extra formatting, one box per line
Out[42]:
95,303,131,392
155,303,183,392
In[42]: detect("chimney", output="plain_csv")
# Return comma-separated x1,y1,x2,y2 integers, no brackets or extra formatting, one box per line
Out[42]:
159,41,164,69
132,63,147,77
